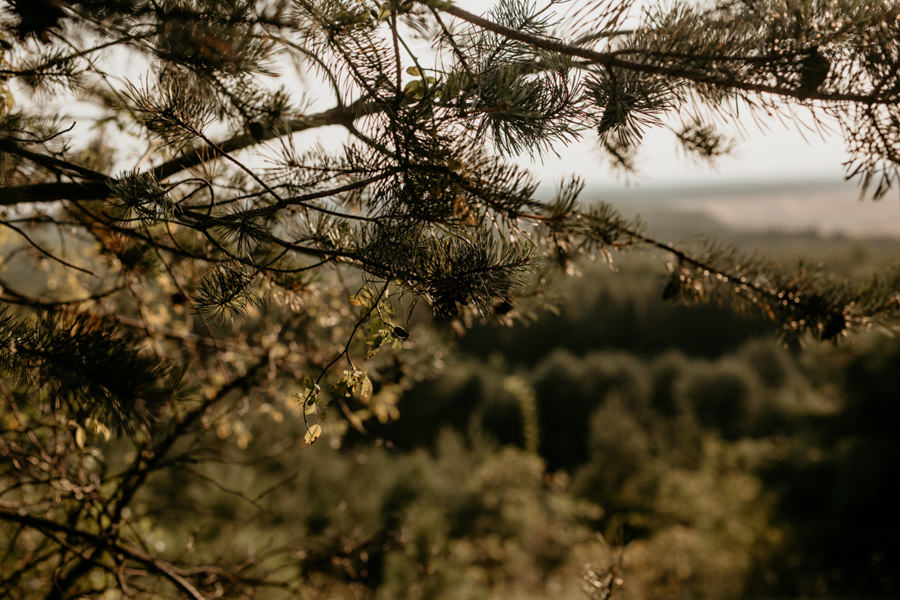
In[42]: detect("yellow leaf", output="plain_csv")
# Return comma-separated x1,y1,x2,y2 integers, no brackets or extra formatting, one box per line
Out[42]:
304,399,318,417
74,426,86,449
406,66,421,76
85,417,111,441
0,86,13,117
356,375,373,404
304,423,322,445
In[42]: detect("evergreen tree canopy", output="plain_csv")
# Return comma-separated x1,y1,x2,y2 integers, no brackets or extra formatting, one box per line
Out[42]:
1,0,900,597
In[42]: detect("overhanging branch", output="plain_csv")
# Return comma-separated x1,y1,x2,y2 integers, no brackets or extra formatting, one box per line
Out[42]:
0,100,382,206
431,1,888,105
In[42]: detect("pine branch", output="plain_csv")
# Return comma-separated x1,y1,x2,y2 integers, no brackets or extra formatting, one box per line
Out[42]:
430,2,894,104
0,101,382,205
0,278,124,308
0,138,108,181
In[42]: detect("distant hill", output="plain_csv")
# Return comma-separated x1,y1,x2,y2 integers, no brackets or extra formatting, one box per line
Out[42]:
580,178,900,239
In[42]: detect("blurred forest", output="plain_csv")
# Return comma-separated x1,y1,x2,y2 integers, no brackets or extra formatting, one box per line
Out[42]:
130,207,900,599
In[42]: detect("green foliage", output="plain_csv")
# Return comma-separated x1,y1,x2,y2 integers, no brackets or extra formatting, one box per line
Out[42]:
2,0,900,597
194,262,261,321
363,247,899,598
133,427,607,599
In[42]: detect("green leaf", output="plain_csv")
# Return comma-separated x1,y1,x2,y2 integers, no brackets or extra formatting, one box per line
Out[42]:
404,79,424,96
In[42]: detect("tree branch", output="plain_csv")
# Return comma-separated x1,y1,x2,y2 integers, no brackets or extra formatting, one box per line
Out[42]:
0,509,209,600
0,100,382,206
432,2,888,104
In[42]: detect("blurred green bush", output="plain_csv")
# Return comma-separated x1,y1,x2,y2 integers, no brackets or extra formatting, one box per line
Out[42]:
141,238,900,598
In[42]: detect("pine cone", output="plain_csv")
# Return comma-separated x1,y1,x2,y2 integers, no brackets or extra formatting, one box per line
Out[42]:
798,47,830,97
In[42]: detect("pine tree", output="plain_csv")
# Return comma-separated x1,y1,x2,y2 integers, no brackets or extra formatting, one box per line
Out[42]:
1,0,900,597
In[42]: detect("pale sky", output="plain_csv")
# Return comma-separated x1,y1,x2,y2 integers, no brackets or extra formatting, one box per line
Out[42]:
520,112,849,191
